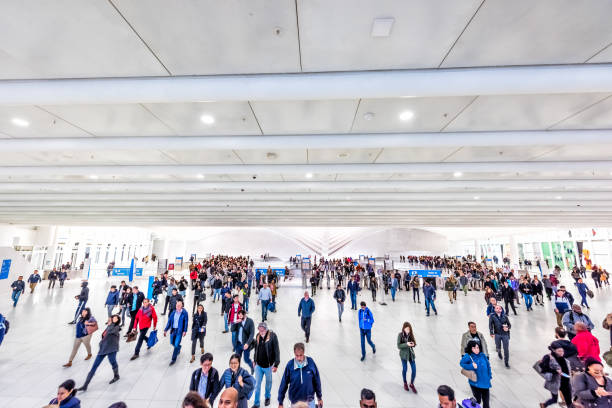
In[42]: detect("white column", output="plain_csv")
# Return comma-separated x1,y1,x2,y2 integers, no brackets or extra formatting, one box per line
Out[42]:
509,236,520,269
475,240,481,261
43,226,59,270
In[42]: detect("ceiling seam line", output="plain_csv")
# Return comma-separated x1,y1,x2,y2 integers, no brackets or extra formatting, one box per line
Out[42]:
247,101,264,135
372,148,384,163
34,106,96,137
440,146,464,163
232,150,245,164
584,41,612,63
294,0,304,72
348,98,362,133
439,95,479,132
437,0,486,68
106,0,172,76
546,94,612,130
139,103,179,135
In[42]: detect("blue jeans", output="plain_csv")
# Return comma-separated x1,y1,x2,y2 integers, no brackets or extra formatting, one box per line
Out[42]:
170,330,183,362
580,294,589,308
224,312,229,331
401,359,416,384
391,287,397,301
425,298,437,315
360,328,375,357
254,365,272,406
74,300,87,321
261,300,270,321
214,289,221,301
88,351,118,378
11,290,21,307
244,297,250,312
523,294,533,309
106,305,115,318
350,292,357,309
236,343,253,371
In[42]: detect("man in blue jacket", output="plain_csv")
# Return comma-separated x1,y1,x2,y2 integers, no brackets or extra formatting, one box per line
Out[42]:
298,291,315,343
358,301,376,361
105,285,119,317
27,270,41,293
164,299,189,365
278,342,322,408
347,276,360,310
423,280,437,316
10,275,25,307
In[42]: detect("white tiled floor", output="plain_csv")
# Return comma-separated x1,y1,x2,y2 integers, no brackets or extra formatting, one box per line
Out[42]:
2,274,611,407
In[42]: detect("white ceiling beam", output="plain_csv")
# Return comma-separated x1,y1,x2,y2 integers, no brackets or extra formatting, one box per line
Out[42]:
2,129,612,152
1,161,610,176
1,64,612,105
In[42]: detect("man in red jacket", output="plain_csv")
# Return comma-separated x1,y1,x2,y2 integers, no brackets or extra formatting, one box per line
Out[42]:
227,295,243,349
571,321,601,363
130,298,158,360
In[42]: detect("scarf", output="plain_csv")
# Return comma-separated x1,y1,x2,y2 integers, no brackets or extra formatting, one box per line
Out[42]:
141,305,153,319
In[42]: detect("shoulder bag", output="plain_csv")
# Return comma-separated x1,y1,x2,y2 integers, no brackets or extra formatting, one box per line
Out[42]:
461,355,478,382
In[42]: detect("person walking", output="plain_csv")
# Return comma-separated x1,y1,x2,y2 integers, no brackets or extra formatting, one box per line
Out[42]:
358,301,376,361
390,274,399,302
162,278,177,315
423,280,437,316
562,304,594,340
193,280,204,314
460,321,490,358
396,322,417,393
460,340,492,408
104,286,119,318
347,276,360,310
130,298,158,360
63,307,97,367
78,314,122,391
258,283,272,322
573,358,612,407
189,353,222,406
190,304,208,363
118,286,131,327
10,275,25,307
333,284,346,322
220,353,255,408
59,269,67,288
27,270,41,293
228,295,244,348
164,299,189,365
126,286,144,334
445,276,456,304
252,322,280,408
501,281,517,315
519,278,534,311
232,310,255,373
536,341,572,408
69,281,89,325
48,269,58,289
576,278,591,309
298,291,315,343
571,322,601,364
410,275,421,303
459,273,469,296
278,342,323,408
489,304,511,368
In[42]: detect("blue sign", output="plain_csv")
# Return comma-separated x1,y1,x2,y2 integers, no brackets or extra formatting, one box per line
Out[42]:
409,269,441,277
128,258,135,282
0,259,11,280
255,268,285,277
146,275,154,299
112,267,143,277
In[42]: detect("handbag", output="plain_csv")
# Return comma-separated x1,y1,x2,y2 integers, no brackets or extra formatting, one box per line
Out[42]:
85,321,99,335
461,355,478,382
147,330,159,348
533,359,553,381
587,289,594,298
126,330,137,343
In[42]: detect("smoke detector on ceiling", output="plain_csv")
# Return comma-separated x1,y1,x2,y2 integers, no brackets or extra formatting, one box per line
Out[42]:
266,152,278,159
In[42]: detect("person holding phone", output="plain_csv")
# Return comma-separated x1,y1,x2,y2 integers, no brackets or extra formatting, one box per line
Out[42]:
397,322,417,393
573,357,612,407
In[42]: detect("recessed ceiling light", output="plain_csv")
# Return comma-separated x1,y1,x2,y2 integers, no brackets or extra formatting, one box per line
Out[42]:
363,112,375,121
266,152,278,160
200,114,215,125
371,17,395,37
555,196,562,200
453,171,463,178
197,174,205,179
337,152,350,158
473,196,480,200
11,117,29,127
399,110,414,121
89,175,98,180
305,173,313,179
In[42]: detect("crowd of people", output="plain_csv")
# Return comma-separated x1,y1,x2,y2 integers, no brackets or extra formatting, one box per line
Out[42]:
5,254,612,408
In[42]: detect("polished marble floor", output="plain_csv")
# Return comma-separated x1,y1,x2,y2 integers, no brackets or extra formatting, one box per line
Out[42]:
1,273,611,407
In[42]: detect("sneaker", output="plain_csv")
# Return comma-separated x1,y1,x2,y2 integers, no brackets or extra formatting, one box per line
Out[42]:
373,346,376,354
265,398,270,406
360,356,365,361
130,355,139,361
169,360,176,366
409,383,417,394
498,352,503,360
403,382,409,391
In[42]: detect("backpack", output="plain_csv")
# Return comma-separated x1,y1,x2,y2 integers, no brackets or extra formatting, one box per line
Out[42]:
461,398,482,408
0,316,8,334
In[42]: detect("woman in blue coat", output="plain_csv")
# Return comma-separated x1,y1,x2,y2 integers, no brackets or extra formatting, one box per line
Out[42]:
221,353,255,408
46,379,80,408
460,340,492,408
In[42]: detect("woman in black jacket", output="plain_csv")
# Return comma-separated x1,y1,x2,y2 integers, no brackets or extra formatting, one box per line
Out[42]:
193,280,204,314
191,304,208,363
119,287,131,327
78,314,122,391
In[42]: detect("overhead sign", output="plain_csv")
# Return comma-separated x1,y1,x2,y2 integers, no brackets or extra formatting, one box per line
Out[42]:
409,269,441,277
256,268,285,277
0,259,11,280
112,267,143,277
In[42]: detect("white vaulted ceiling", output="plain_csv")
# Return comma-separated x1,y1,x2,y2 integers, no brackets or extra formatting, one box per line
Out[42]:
0,0,612,227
